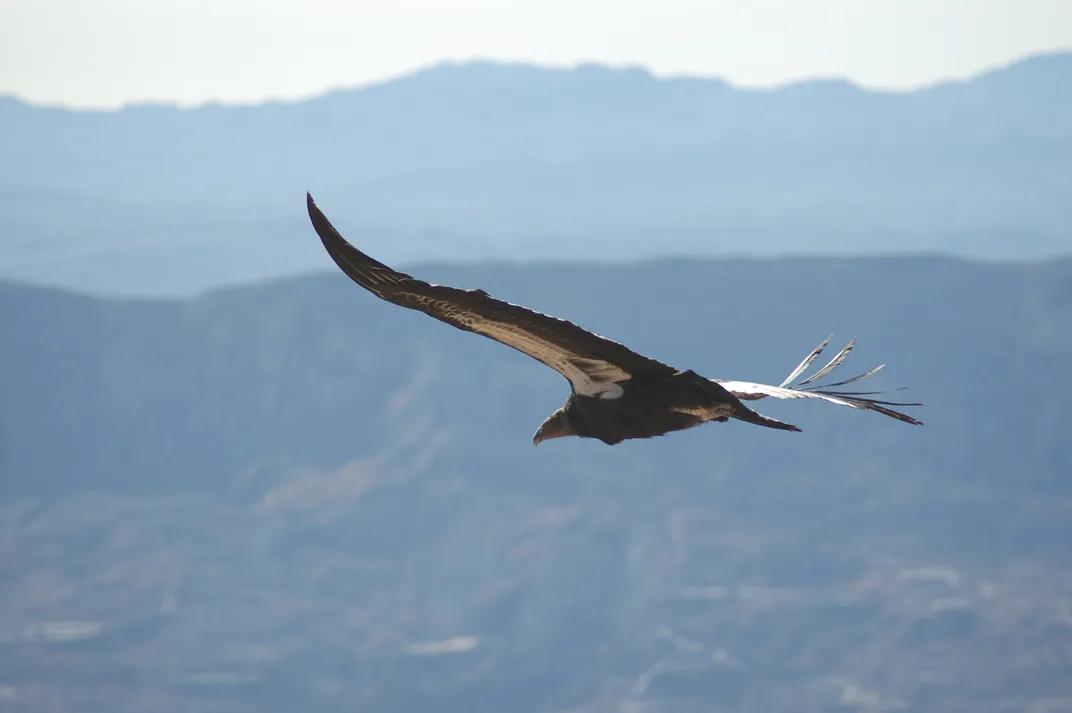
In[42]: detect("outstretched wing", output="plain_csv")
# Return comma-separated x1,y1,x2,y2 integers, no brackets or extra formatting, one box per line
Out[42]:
307,193,678,397
715,337,923,425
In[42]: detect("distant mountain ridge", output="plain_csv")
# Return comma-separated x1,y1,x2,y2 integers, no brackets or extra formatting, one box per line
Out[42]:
3,52,1070,199
0,52,1069,296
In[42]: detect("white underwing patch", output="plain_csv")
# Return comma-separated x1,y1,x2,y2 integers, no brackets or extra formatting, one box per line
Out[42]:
568,357,630,398
430,308,631,400
593,383,625,399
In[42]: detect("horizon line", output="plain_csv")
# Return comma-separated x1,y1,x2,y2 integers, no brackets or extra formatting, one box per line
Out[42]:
2,48,1068,114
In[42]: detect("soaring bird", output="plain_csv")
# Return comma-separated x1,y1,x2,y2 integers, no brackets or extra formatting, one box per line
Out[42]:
306,193,922,446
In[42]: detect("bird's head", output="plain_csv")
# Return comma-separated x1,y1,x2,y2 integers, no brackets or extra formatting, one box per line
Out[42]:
533,406,574,445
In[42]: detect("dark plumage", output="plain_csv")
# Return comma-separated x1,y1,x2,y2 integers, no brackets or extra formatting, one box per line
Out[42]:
306,193,922,445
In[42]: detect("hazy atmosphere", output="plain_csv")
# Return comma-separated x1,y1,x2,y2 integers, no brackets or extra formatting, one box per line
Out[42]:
3,0,1072,107
1,2,1071,712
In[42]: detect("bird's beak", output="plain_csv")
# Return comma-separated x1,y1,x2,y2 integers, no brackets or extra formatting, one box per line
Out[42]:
533,411,571,446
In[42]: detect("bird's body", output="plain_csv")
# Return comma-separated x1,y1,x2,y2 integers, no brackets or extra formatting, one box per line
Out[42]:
305,193,922,445
542,371,746,445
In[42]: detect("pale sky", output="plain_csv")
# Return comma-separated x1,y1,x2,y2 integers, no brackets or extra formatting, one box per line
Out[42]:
1,0,1070,109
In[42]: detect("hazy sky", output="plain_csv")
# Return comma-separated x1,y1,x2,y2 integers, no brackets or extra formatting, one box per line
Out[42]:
2,0,1070,109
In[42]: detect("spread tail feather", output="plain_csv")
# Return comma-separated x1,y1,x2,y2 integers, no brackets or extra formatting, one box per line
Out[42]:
716,336,923,427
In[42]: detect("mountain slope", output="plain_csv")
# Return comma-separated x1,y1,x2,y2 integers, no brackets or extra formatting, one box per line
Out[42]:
1,256,1070,711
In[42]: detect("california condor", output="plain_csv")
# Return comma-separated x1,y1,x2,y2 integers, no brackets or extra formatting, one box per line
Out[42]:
306,193,922,445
